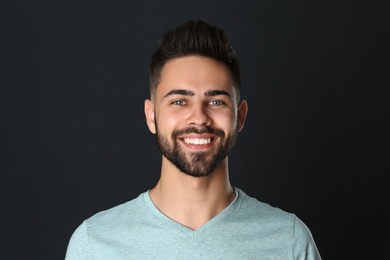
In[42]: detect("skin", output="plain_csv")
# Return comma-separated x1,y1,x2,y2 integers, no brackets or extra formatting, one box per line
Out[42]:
144,56,248,230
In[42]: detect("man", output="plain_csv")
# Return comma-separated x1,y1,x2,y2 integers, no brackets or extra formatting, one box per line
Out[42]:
65,19,321,259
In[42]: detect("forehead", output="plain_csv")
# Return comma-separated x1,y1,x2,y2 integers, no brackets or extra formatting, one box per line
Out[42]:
156,56,236,98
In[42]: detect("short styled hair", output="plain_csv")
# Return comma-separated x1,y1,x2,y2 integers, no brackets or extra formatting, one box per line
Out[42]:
149,19,241,101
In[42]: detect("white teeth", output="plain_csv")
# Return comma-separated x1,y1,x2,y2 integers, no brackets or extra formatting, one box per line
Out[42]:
184,138,211,144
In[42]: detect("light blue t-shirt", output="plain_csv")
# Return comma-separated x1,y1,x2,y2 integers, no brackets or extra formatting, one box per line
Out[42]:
65,188,321,259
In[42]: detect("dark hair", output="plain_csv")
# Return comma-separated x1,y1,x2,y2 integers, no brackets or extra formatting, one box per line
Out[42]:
149,19,241,100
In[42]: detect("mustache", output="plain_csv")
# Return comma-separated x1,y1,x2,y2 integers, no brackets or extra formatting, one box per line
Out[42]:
172,126,225,138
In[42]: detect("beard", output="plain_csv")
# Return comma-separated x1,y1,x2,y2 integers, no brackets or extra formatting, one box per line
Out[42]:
155,121,238,178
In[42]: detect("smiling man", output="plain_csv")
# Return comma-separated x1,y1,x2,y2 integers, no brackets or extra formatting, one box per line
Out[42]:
65,20,321,259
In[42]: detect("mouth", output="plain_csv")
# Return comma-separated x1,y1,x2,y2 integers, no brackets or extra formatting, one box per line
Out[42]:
179,135,216,150
175,126,223,150
183,137,212,145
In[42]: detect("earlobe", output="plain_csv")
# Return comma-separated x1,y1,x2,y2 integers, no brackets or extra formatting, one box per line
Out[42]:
144,99,156,134
237,100,248,132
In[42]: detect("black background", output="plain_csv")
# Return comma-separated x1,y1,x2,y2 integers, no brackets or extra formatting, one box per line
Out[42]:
1,0,389,259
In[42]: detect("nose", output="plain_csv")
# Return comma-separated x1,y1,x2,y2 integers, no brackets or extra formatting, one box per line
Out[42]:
186,103,212,126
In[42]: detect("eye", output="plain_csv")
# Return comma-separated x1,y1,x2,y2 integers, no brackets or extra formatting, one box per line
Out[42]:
172,100,187,106
209,100,224,106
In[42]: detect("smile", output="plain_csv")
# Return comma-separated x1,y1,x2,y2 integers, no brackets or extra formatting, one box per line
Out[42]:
183,138,212,145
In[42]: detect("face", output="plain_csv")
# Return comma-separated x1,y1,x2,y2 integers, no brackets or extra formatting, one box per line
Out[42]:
145,56,247,177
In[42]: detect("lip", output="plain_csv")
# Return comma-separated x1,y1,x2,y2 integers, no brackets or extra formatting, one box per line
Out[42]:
179,134,216,150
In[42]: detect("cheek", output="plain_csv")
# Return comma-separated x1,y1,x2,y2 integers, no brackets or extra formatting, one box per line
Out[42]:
156,110,179,133
212,112,236,131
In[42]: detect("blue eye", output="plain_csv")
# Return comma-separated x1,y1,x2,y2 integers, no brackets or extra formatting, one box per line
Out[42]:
209,100,223,106
172,100,187,106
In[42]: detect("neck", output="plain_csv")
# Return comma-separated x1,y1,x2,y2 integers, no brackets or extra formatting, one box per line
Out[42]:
149,156,235,230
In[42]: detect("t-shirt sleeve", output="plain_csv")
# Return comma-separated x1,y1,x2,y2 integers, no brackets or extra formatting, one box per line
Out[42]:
292,215,322,260
65,221,89,260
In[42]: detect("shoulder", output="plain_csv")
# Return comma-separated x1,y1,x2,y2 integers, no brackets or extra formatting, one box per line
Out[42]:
65,192,149,259
70,192,148,241
234,188,321,259
85,192,147,232
233,188,314,240
235,188,296,224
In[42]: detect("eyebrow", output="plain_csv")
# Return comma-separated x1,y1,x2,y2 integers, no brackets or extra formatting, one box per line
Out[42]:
204,90,232,98
163,89,232,99
163,89,194,98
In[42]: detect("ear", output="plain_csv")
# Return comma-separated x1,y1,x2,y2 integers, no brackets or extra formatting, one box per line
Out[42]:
237,99,248,132
144,99,156,134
